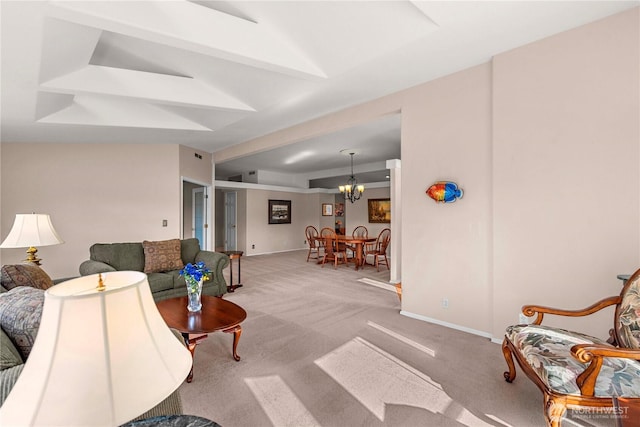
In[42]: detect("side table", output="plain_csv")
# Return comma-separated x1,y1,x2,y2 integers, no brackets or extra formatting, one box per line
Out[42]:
223,250,243,292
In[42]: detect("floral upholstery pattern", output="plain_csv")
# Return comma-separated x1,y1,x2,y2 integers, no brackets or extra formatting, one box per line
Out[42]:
616,273,640,349
506,324,640,397
0,286,45,360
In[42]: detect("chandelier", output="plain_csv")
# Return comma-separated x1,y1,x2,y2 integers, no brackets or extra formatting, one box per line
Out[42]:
338,151,365,203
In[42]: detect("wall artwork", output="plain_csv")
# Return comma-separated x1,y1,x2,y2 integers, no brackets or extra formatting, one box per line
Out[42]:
322,203,333,216
334,203,344,217
368,198,391,223
268,199,291,224
426,181,464,203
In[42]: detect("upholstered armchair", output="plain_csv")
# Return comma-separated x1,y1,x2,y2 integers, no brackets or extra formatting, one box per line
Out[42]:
502,268,640,427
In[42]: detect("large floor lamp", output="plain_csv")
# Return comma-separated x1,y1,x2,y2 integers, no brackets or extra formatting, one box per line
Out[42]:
0,271,192,426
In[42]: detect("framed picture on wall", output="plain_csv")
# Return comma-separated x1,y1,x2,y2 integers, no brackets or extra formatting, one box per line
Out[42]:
322,203,333,216
368,198,391,223
268,199,291,224
334,203,344,217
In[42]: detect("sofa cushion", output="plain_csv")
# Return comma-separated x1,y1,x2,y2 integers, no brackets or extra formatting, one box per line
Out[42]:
0,328,23,369
143,239,184,274
506,324,640,397
90,242,145,272
181,238,201,265
1,264,53,291
147,273,175,293
0,287,44,360
0,364,24,406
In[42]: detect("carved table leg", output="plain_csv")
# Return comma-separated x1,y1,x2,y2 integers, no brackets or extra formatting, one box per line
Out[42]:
182,333,195,383
354,242,363,271
224,324,242,361
182,333,208,383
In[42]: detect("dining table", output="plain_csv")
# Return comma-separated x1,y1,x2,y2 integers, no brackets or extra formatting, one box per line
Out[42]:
319,234,376,270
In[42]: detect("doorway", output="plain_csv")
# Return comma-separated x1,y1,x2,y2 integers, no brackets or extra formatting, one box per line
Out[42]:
182,179,212,250
224,191,237,251
192,187,206,248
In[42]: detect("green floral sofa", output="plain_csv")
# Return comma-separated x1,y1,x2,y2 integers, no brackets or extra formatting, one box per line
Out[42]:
0,264,183,420
502,267,640,427
79,238,229,301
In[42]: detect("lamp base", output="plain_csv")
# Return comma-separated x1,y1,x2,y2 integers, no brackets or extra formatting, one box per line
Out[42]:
24,246,42,266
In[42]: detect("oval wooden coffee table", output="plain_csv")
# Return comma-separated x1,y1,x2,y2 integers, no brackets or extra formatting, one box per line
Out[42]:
156,295,247,383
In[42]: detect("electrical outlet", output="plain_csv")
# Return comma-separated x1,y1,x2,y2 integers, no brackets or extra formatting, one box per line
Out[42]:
162,220,167,227
252,244,255,249
304,240,307,245
442,298,449,309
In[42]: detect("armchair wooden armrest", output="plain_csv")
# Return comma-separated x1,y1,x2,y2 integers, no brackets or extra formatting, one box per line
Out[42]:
570,344,640,397
522,296,621,325
503,268,640,427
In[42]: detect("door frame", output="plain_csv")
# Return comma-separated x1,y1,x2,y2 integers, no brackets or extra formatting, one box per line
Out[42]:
192,186,206,245
181,177,213,251
224,191,237,251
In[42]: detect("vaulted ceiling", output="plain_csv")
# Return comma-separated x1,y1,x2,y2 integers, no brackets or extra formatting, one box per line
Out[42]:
2,1,637,185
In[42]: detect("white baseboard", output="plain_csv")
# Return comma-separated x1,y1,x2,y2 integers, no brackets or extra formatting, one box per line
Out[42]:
245,248,307,256
400,310,495,341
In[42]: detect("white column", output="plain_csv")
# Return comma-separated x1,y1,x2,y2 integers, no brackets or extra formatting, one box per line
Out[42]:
386,159,401,283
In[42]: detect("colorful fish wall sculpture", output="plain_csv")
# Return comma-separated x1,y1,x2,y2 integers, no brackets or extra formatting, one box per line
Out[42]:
426,181,463,203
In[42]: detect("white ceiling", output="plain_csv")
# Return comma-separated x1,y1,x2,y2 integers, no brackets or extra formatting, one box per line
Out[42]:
2,1,638,187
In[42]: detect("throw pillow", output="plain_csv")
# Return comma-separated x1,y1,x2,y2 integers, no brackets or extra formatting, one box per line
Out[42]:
142,239,184,274
0,286,45,360
1,264,53,291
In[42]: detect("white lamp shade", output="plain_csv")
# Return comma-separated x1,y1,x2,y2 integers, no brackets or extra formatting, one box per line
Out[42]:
0,214,64,248
0,271,191,426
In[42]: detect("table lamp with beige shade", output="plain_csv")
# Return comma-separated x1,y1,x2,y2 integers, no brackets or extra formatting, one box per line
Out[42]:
0,271,192,426
0,213,64,265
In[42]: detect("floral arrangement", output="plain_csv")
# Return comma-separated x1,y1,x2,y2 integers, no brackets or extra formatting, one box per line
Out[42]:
179,261,211,291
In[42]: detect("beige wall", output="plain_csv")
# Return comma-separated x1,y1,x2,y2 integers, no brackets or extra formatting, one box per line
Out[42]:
1,9,637,341
179,145,212,185
401,62,493,334
244,189,318,255
213,8,640,340
228,188,392,256
343,188,391,239
0,143,181,279
492,8,640,339
318,193,335,231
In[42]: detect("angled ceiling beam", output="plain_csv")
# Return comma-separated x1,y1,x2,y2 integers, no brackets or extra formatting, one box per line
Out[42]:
47,0,327,80
40,65,255,112
38,95,212,131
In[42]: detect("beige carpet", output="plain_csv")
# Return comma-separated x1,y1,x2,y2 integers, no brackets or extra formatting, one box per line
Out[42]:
177,250,614,427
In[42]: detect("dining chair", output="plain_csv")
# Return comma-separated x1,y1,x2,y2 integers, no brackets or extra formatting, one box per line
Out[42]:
305,225,321,262
319,227,334,262
347,226,368,265
364,228,391,271
320,229,349,269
